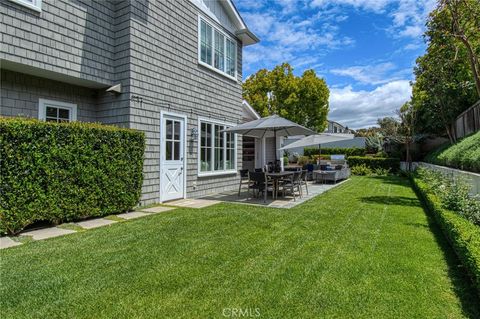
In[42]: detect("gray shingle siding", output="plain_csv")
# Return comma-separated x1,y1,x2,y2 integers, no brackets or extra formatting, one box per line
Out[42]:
1,69,98,121
0,0,247,204
0,0,116,85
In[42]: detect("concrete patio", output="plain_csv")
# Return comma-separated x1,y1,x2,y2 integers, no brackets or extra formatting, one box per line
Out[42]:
201,180,349,209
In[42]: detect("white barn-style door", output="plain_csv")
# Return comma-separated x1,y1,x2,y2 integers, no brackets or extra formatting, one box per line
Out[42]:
160,113,186,202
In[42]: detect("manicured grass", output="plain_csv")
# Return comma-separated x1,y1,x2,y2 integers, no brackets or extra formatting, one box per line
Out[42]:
1,176,478,318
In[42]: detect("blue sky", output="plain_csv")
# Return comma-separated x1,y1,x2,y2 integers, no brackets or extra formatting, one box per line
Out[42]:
236,0,437,129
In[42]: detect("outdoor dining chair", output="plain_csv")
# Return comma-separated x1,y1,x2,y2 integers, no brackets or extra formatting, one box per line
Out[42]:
299,170,309,196
248,171,274,203
238,169,250,197
281,171,302,201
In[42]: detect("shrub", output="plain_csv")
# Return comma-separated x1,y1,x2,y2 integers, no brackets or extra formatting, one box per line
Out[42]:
312,154,331,162
283,156,289,166
0,118,145,235
425,131,480,173
347,156,400,172
411,171,480,293
373,167,391,176
416,167,480,226
297,156,311,166
351,164,373,176
304,147,366,157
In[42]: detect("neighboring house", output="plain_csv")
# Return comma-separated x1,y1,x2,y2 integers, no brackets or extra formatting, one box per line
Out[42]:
0,0,259,204
325,120,352,134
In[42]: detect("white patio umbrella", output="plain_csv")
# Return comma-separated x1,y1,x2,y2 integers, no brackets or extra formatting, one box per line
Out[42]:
279,133,354,152
223,114,316,161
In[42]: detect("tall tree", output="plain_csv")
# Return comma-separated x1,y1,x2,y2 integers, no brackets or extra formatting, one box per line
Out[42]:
412,1,478,140
439,0,480,96
243,63,329,132
395,102,418,170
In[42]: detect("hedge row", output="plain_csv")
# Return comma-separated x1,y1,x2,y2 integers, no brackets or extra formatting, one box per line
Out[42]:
410,173,480,293
0,118,145,235
304,147,366,157
424,131,480,173
347,156,400,172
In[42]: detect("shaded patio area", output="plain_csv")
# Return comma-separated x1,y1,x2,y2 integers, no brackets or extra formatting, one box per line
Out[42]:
201,180,349,209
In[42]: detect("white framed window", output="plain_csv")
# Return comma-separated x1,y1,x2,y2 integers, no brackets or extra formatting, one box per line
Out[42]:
198,16,237,80
8,0,42,12
198,118,237,175
38,99,77,122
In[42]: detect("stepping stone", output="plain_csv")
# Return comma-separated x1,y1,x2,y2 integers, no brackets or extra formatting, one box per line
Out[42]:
21,227,76,241
168,199,220,209
0,237,22,249
116,211,149,220
76,218,117,229
141,206,175,213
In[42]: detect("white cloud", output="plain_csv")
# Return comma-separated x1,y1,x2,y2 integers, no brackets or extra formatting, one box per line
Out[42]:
328,80,411,128
310,0,390,13
310,0,436,39
330,62,398,85
242,11,354,71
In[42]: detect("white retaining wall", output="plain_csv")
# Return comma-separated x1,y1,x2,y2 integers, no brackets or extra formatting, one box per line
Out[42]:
417,162,480,196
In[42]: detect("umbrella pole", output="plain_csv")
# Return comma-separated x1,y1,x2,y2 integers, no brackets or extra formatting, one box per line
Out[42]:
274,128,277,161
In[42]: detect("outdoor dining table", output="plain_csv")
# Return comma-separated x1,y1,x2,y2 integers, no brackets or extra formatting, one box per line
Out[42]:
266,171,294,199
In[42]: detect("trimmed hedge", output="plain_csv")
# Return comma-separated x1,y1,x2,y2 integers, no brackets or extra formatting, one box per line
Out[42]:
304,147,366,157
347,156,400,172
410,173,480,293
424,131,480,173
0,118,145,235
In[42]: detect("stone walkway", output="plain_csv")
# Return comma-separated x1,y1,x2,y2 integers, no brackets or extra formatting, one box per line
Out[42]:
0,205,176,250
166,198,221,209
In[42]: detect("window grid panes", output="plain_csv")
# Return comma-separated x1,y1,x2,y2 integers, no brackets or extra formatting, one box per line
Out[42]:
226,39,236,77
200,20,212,65
199,121,236,173
199,18,236,79
200,122,212,172
45,106,71,122
226,132,235,170
165,119,181,161
214,125,224,171
214,31,225,72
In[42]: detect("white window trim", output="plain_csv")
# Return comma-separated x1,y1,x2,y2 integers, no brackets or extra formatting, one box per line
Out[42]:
8,0,42,12
197,117,238,177
198,15,238,82
38,99,77,122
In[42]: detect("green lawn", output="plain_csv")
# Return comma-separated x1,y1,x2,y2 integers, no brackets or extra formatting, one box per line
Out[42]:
1,176,478,318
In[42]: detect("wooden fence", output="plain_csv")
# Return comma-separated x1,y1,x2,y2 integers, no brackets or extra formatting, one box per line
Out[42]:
452,100,480,140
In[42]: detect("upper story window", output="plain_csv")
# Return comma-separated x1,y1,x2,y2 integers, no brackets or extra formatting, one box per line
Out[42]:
199,17,237,80
38,99,77,122
8,0,42,12
199,119,236,175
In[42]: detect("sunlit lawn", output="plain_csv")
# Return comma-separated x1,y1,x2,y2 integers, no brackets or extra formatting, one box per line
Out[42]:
1,176,478,318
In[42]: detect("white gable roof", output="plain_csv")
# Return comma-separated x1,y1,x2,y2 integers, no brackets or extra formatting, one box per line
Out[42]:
242,100,261,121
189,0,259,46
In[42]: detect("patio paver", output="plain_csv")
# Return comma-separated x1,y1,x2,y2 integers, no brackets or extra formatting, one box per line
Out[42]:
202,180,348,209
166,199,220,209
141,206,176,213
117,211,150,220
21,227,77,241
0,237,22,249
76,218,117,229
